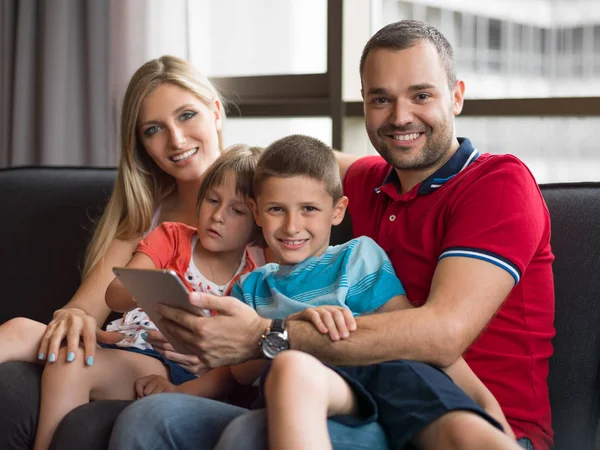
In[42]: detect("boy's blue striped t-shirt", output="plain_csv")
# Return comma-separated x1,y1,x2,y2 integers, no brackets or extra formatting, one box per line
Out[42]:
231,236,405,319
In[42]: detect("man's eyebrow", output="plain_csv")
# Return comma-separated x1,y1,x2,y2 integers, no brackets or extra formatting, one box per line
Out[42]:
366,87,389,96
408,83,437,92
366,84,438,96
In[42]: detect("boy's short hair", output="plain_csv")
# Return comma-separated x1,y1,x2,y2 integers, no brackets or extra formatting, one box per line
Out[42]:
254,134,342,202
197,143,265,246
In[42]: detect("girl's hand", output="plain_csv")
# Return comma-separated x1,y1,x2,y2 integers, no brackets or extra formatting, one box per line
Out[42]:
143,330,210,376
134,374,177,398
96,329,127,345
38,308,99,364
288,306,356,341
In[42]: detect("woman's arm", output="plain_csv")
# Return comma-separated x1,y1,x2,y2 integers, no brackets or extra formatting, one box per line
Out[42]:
67,237,141,320
105,252,157,312
38,236,141,364
333,150,361,183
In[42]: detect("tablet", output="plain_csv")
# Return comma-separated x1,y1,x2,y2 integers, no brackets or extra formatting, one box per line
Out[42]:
112,267,210,352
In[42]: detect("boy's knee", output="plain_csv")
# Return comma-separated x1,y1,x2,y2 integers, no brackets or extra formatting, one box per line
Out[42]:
265,350,326,394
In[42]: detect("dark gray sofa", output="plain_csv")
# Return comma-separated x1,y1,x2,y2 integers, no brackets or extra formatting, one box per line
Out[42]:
1,166,599,449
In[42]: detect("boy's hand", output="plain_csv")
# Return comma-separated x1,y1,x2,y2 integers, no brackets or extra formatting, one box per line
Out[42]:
288,306,356,341
134,374,177,398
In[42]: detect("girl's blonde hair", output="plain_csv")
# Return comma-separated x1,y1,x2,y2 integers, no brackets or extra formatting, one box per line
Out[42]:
197,144,265,247
83,56,226,278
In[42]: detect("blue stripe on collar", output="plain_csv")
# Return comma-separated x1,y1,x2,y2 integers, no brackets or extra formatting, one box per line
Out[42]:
418,138,479,195
375,138,479,195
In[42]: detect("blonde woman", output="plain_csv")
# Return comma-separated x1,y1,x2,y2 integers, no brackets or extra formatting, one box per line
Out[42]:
0,55,228,450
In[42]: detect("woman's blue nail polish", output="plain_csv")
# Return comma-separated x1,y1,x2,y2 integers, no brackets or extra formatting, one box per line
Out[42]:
38,352,45,360
86,356,95,366
67,352,75,362
48,353,56,362
141,332,148,341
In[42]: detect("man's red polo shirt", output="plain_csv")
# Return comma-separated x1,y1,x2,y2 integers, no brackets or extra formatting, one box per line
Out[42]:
343,138,555,450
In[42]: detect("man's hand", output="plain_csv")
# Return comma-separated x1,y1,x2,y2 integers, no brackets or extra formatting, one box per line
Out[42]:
157,292,270,367
143,330,210,376
288,306,356,341
135,374,177,398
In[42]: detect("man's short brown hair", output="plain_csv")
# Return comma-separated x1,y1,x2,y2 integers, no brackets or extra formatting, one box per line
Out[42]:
360,20,457,90
254,134,342,202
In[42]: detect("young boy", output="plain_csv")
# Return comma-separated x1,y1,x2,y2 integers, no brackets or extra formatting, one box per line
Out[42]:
231,134,520,450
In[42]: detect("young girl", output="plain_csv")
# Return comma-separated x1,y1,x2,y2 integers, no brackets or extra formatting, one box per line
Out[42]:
0,144,264,450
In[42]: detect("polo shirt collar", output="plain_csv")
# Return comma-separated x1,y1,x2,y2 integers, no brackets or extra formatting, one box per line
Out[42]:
376,137,479,197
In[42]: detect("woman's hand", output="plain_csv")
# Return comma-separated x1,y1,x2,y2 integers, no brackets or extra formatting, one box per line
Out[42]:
288,306,356,341
38,308,100,364
143,330,210,376
157,292,269,368
135,374,177,398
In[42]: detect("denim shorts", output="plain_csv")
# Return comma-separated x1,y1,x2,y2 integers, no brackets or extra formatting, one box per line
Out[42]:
257,359,502,449
99,343,196,385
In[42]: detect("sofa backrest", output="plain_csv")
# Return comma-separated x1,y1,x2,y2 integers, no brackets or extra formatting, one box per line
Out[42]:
541,183,600,450
1,167,599,449
1,167,116,325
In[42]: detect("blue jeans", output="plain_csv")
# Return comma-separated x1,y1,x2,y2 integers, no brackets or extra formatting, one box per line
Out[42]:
517,437,534,449
108,394,388,450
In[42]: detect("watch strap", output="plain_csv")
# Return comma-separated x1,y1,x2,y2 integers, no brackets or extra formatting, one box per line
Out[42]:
270,318,285,334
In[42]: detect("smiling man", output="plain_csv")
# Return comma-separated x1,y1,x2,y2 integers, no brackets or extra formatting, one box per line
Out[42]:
109,21,555,450
335,21,555,450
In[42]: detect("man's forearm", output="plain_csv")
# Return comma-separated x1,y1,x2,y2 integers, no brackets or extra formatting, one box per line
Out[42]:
288,306,461,367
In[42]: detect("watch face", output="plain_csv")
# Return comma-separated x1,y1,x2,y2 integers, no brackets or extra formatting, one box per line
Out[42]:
262,332,289,359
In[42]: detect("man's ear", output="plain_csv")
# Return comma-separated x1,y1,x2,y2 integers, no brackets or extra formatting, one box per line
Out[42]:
248,198,261,226
452,80,465,116
331,196,349,226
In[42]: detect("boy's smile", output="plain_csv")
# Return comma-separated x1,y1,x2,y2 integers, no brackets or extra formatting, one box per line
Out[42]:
251,176,348,266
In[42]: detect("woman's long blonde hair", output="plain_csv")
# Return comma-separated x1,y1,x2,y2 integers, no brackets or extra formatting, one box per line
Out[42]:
83,56,226,278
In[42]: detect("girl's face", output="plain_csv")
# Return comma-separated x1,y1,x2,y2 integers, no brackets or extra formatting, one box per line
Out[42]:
197,170,255,254
137,82,222,184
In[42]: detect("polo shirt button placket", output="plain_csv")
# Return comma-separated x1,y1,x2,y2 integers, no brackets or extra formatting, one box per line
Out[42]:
389,214,396,222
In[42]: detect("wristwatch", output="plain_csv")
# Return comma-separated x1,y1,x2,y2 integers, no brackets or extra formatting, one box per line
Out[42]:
259,318,290,359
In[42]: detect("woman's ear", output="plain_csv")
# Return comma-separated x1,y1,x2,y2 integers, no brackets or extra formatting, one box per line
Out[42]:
213,100,223,131
248,198,261,226
331,196,349,226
